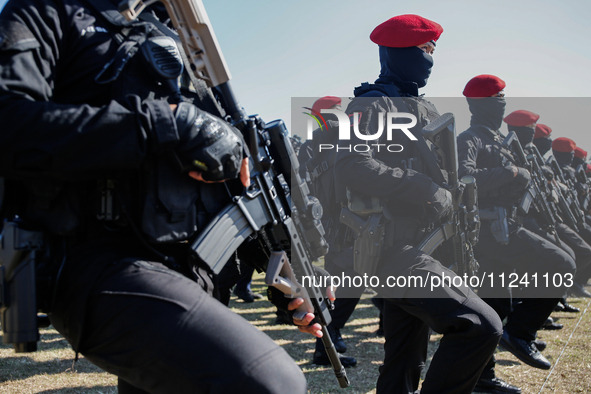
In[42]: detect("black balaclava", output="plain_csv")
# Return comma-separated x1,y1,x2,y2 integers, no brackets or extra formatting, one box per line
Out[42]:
554,150,575,167
467,97,506,131
573,157,586,168
534,137,553,156
508,125,536,146
375,46,434,90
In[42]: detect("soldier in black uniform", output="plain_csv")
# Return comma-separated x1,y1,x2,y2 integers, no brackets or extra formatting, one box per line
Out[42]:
457,75,577,393
503,111,585,318
0,1,320,393
573,147,588,169
334,15,503,394
533,124,554,157
534,128,591,300
297,96,360,368
550,138,591,297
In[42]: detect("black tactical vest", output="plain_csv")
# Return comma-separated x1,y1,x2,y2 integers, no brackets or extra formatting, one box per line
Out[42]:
13,0,233,244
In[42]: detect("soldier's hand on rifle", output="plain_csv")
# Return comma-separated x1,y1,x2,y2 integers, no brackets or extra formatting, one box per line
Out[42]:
268,284,336,338
541,165,554,182
189,158,250,188
171,102,248,185
289,286,336,338
510,166,531,188
425,183,452,221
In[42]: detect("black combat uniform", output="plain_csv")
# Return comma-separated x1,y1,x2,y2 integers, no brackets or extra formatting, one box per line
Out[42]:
334,45,502,393
298,115,363,364
508,124,591,291
457,97,576,374
552,148,591,291
0,0,306,393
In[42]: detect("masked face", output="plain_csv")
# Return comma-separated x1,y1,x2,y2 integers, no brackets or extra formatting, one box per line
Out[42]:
554,150,575,167
573,156,586,168
534,137,553,156
467,97,506,131
509,125,536,146
379,46,434,88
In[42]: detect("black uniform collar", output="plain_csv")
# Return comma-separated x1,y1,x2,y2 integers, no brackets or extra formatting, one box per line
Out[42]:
374,75,419,97
81,0,137,27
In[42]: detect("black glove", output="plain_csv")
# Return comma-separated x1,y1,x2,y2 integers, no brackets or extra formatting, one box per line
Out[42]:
541,165,554,182
173,102,244,181
425,183,452,222
511,166,531,189
501,166,531,203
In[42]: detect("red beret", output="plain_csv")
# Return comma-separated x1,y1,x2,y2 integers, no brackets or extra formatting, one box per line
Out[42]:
552,137,576,153
586,164,591,174
503,110,540,127
370,14,443,48
575,147,587,159
463,75,506,98
534,124,552,139
311,96,341,116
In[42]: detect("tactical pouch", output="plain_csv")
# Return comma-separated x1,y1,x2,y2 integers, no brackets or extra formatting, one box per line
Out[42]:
384,218,425,247
141,157,200,243
341,188,385,275
480,207,510,245
341,187,387,276
346,188,383,215
340,207,386,276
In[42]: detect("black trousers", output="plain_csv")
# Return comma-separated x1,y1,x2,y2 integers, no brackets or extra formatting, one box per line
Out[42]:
476,221,576,302
477,222,575,341
373,243,502,394
315,246,364,352
568,222,591,284
324,246,364,327
524,217,591,286
476,221,577,381
49,241,307,394
217,255,256,306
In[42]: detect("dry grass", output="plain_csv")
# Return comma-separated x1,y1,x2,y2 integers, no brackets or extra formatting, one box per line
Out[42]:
1,276,590,394
492,296,591,394
0,327,116,393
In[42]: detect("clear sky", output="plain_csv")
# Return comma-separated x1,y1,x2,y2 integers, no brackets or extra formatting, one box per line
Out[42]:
200,0,591,150
2,0,591,150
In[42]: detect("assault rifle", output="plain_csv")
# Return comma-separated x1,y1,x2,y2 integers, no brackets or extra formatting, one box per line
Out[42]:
502,132,560,242
415,113,480,277
529,146,580,231
547,155,586,229
575,164,591,211
290,135,304,155
119,0,348,387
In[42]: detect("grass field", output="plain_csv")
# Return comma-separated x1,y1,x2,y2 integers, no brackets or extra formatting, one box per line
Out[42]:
1,275,590,393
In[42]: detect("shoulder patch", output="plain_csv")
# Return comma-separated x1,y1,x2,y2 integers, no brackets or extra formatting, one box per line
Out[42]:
0,19,40,51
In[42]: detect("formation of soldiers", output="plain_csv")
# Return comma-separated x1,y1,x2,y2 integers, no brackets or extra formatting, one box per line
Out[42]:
285,14,591,394
0,0,588,391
